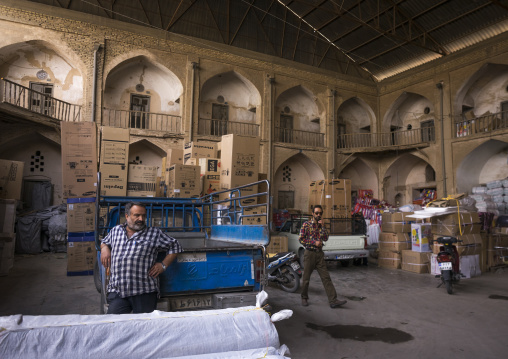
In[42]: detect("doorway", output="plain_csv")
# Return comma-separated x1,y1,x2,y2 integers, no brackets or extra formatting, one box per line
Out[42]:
279,115,293,143
211,103,229,136
130,94,150,129
278,190,295,209
30,83,53,116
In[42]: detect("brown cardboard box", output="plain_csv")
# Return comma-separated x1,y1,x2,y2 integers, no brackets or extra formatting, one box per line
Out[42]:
0,233,15,276
323,179,351,218
378,250,402,269
267,235,288,254
431,212,481,236
167,164,201,198
379,232,411,252
61,121,97,198
401,250,431,274
167,149,184,165
156,176,164,197
100,127,129,196
382,212,414,233
0,199,16,233
186,158,198,165
219,134,259,204
242,206,267,225
67,198,95,233
67,233,95,276
127,164,157,197
0,160,24,200
201,174,220,197
184,141,216,164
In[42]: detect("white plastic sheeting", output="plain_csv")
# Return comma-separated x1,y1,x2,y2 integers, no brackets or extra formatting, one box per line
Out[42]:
169,345,290,358
0,306,288,359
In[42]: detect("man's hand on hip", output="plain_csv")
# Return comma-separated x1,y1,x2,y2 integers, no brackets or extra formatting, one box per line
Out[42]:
149,263,165,278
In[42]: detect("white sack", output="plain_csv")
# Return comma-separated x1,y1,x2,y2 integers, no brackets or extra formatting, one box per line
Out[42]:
169,346,290,359
487,187,504,196
471,186,487,194
487,180,503,189
0,307,281,359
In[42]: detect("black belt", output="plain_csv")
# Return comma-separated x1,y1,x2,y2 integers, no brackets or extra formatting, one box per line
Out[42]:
305,247,322,252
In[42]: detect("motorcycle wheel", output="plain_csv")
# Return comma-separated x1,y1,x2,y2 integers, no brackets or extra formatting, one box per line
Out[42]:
279,265,300,293
445,279,453,294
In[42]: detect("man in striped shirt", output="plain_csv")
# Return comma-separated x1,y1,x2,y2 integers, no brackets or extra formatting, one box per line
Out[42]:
100,202,182,314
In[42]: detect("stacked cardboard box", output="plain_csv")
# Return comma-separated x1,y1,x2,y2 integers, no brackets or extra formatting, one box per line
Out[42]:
378,212,414,270
66,197,96,276
100,127,129,196
242,206,267,225
220,134,259,204
430,211,485,274
127,164,157,197
402,250,431,273
487,232,508,268
0,160,24,201
61,122,97,198
267,235,288,255
166,164,201,198
184,141,216,164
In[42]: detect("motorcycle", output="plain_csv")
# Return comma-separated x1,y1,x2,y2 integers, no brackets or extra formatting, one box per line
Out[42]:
435,236,463,294
267,252,302,293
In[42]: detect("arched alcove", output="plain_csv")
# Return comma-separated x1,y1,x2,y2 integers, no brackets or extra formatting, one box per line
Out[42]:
338,158,378,198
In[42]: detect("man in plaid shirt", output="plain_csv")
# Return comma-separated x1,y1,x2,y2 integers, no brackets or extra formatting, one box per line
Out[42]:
100,202,182,314
299,205,347,308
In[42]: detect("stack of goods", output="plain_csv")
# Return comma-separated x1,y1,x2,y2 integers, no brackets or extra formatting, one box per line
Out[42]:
66,198,96,276
352,189,390,224
488,215,508,268
429,211,484,277
378,211,413,270
412,189,437,206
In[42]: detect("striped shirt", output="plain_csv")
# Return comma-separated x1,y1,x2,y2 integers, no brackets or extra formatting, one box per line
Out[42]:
102,224,183,298
299,219,328,251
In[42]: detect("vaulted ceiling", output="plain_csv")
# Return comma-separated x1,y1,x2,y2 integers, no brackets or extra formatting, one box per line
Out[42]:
23,0,508,82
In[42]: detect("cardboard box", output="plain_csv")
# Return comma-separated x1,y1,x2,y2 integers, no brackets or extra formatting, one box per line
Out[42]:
257,173,268,205
67,233,96,276
379,232,411,252
67,198,95,233
127,164,157,197
0,199,16,233
199,158,220,176
201,174,221,197
431,212,481,236
378,250,402,269
242,206,267,225
219,134,259,204
401,250,431,273
61,122,97,198
100,127,129,196
167,149,184,165
323,179,351,218
0,234,15,276
0,160,24,201
184,141,216,164
267,235,288,254
432,242,482,256
167,164,201,198
411,223,432,252
382,212,414,233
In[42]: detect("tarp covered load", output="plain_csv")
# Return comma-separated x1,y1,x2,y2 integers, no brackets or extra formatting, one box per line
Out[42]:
0,307,289,359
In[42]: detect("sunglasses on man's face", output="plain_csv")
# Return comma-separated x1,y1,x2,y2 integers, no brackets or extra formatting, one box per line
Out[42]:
314,212,323,215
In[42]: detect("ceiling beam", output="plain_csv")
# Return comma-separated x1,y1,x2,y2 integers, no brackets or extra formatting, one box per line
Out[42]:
166,0,197,32
136,0,151,26
204,0,226,44
230,0,254,46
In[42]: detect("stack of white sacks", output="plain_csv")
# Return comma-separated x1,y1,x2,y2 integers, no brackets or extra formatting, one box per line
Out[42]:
471,178,508,216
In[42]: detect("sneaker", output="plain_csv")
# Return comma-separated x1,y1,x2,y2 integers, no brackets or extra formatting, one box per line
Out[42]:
329,299,347,308
301,298,309,307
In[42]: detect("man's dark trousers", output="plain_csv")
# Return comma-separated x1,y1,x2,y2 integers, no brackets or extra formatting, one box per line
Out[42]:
301,250,337,303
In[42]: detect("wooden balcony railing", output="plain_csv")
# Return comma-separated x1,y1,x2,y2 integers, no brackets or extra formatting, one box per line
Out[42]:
198,118,260,137
337,126,435,150
454,110,508,138
102,108,182,133
275,127,325,147
0,78,81,121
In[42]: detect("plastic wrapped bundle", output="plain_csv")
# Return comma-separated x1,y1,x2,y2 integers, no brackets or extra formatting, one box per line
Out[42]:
504,188,508,195
470,194,491,202
504,196,508,203
487,187,504,196
487,180,503,189
503,179,508,188
0,306,286,359
496,202,506,211
472,186,487,194
493,195,505,203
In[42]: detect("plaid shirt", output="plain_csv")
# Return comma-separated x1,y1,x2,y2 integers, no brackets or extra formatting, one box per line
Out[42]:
102,224,183,298
299,219,328,251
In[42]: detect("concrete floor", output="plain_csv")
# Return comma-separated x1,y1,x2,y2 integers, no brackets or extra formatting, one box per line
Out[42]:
1,253,508,358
